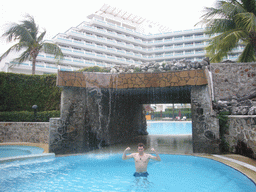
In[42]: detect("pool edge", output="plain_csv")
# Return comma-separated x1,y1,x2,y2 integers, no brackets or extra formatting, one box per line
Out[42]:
198,154,256,184
0,142,49,153
0,153,55,164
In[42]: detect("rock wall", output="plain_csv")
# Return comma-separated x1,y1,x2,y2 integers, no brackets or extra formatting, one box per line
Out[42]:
210,62,256,101
0,122,49,144
225,116,256,158
49,88,88,154
210,62,256,157
191,85,219,153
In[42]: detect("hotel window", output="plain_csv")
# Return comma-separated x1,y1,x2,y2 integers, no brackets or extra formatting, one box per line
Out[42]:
185,43,193,47
174,51,183,55
174,44,183,47
174,36,182,40
195,33,204,38
184,35,193,39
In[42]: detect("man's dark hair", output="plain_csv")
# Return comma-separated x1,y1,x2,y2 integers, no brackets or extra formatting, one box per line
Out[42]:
137,143,145,148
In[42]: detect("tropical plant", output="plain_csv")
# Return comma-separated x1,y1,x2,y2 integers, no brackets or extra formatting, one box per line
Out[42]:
0,15,63,75
198,0,256,62
78,66,110,72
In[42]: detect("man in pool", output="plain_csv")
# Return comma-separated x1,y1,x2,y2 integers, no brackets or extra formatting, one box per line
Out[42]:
122,143,161,177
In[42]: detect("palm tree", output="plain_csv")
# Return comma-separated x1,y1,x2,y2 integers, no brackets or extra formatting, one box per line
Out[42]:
198,0,256,62
0,15,63,75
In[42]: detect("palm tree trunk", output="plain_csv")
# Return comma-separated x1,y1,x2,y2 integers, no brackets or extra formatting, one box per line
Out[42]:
250,31,256,58
32,58,36,75
31,48,39,75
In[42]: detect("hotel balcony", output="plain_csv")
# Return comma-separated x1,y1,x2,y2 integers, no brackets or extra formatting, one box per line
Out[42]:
4,61,75,75
54,38,147,61
70,24,208,48
54,34,207,60
89,18,207,42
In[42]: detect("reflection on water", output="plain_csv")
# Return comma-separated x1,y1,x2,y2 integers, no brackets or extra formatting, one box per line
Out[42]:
129,177,153,192
90,134,193,155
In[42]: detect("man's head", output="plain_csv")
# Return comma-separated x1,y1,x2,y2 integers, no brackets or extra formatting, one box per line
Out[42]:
137,143,145,153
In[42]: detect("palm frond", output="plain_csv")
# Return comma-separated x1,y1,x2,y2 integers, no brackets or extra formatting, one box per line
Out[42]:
0,42,29,61
238,42,256,61
2,24,34,43
41,42,63,59
235,12,256,31
37,31,46,43
206,19,236,34
197,0,246,26
21,15,38,39
241,0,256,14
206,28,247,62
12,48,31,63
198,0,256,62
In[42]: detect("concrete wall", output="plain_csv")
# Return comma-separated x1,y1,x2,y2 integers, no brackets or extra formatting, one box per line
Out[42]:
0,122,49,144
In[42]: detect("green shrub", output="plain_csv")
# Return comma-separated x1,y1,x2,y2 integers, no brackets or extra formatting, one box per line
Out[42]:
133,67,141,73
0,110,60,122
153,108,191,118
78,66,110,72
0,72,62,112
217,111,230,153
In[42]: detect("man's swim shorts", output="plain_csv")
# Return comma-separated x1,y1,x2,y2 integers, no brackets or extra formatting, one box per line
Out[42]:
133,172,149,177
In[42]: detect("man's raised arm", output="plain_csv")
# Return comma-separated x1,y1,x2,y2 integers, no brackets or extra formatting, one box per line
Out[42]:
122,147,133,160
150,148,161,161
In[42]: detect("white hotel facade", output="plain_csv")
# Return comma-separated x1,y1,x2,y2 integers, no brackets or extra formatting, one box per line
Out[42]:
2,4,244,74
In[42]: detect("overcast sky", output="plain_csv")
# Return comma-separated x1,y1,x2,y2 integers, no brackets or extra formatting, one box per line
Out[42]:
0,0,216,63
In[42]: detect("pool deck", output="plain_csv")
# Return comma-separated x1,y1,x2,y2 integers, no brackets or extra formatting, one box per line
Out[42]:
1,142,255,184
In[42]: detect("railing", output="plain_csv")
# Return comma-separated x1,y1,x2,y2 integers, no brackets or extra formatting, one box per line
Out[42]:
38,54,111,68
13,60,73,71
58,44,211,64
77,23,207,45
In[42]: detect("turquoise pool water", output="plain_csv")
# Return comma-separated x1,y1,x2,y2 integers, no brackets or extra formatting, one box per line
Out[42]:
1,154,255,192
0,145,44,158
147,121,192,135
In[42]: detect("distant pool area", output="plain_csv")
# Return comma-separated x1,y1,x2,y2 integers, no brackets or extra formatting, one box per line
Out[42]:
147,121,192,135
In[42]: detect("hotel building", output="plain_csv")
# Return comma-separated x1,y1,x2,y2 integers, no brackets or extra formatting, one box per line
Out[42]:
2,4,244,74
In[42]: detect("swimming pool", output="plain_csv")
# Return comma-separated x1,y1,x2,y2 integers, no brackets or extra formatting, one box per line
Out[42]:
147,121,192,135
0,145,44,158
1,154,255,192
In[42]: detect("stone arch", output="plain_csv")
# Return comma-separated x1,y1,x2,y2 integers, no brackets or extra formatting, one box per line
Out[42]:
49,69,219,155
